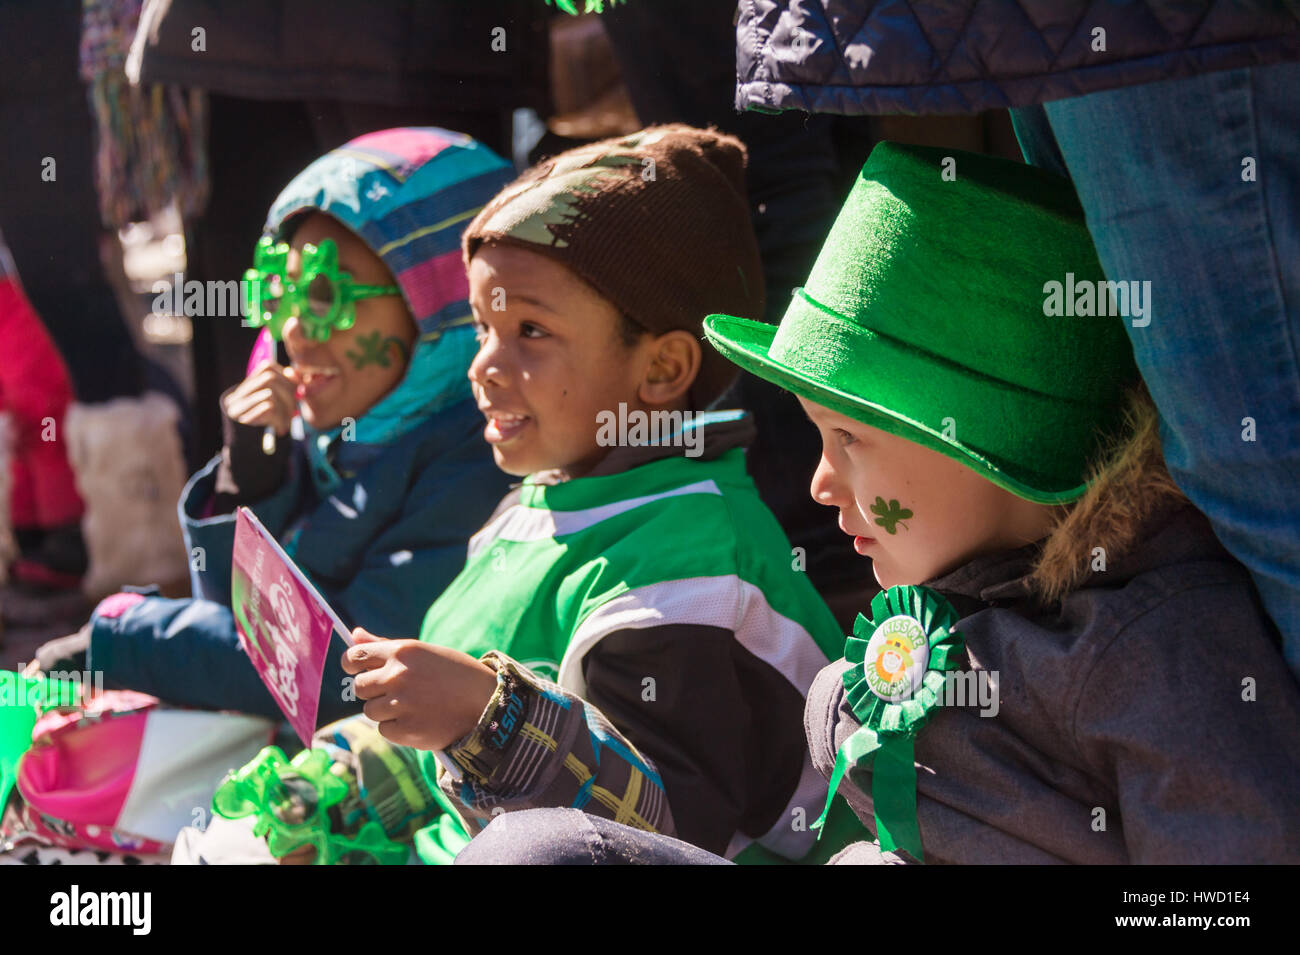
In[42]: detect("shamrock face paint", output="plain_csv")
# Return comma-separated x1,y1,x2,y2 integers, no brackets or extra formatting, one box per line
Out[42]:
870,496,913,534
797,396,1061,590
345,332,412,371
271,213,418,431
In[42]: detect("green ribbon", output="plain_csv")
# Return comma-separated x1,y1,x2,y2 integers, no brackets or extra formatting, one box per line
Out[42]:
812,585,964,862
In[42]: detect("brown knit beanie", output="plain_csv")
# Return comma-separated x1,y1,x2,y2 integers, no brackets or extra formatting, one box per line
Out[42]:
462,124,764,408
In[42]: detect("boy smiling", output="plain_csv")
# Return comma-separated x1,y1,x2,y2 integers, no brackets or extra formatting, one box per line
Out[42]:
465,243,696,478
343,126,848,862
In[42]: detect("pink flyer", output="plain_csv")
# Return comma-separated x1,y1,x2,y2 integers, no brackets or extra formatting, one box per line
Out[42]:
231,507,352,747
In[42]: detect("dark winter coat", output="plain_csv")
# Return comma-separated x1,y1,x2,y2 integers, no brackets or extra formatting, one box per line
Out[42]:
735,1,1300,115
87,398,509,725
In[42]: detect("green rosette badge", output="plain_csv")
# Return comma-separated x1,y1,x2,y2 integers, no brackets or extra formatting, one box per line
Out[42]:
812,584,964,861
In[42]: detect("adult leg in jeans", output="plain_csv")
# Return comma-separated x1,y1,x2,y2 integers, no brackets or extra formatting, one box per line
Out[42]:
454,808,732,865
1013,62,1300,681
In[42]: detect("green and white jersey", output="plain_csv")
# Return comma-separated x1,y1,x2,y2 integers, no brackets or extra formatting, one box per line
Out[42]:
419,429,845,858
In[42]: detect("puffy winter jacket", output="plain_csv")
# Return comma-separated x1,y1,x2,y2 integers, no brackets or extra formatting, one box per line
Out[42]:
736,1,1300,115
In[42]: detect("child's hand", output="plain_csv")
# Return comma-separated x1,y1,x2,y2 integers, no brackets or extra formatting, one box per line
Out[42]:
341,629,498,751
221,360,297,436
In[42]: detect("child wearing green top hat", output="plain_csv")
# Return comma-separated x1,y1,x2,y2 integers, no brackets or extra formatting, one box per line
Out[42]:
454,141,1300,865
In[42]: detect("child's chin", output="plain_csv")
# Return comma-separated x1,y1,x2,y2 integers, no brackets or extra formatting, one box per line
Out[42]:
299,401,342,432
872,561,912,591
491,446,537,478
873,561,932,591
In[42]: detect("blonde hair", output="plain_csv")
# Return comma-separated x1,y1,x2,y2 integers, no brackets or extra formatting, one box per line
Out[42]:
1028,383,1188,605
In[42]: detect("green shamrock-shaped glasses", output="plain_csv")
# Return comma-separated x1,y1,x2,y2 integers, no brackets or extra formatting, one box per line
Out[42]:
242,236,401,342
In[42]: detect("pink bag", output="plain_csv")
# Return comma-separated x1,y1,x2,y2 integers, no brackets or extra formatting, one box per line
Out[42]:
7,690,274,854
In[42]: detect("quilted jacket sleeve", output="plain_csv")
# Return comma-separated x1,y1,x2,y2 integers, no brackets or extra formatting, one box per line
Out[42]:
735,0,1300,116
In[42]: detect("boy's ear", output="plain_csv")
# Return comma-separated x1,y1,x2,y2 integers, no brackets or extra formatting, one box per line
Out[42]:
638,330,701,407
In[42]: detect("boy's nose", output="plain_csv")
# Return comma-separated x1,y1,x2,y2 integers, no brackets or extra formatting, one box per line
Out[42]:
468,333,511,388
809,452,846,508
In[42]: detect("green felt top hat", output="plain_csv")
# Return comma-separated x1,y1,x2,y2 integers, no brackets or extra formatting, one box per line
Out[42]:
704,142,1139,504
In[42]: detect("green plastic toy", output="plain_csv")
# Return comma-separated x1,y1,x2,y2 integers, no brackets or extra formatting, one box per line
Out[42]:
545,0,623,13
212,745,408,865
242,236,401,343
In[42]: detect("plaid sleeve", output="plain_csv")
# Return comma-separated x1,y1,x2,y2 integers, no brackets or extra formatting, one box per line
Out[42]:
435,651,676,838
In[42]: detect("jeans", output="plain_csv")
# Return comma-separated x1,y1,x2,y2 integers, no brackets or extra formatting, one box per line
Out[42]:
88,594,361,728
1011,62,1300,682
454,808,732,865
